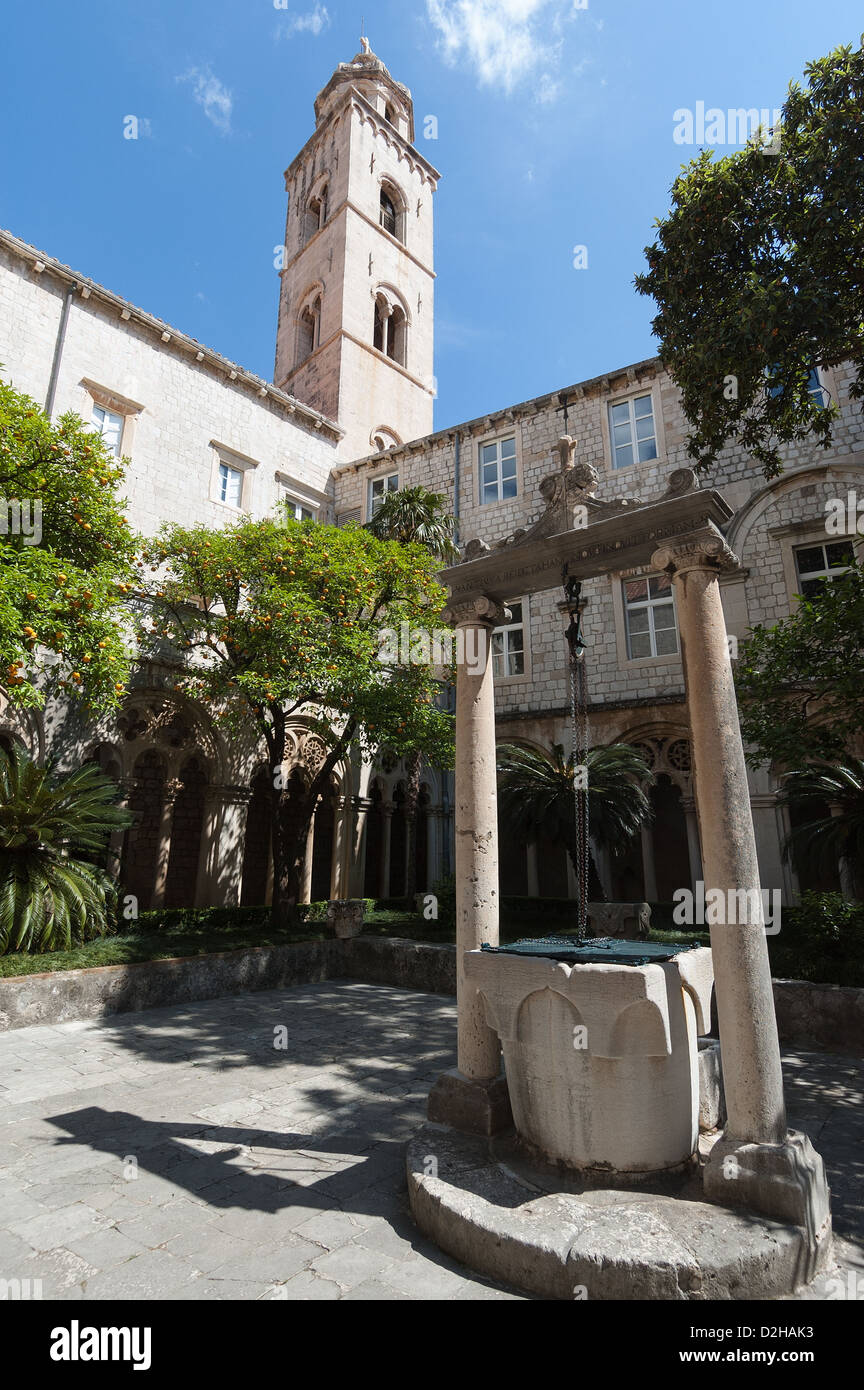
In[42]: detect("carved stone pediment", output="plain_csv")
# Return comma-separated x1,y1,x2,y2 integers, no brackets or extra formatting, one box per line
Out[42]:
460,437,638,562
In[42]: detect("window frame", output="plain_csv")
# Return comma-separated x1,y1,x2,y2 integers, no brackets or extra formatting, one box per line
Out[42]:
611,569,682,669
491,597,530,682
209,441,259,513
91,402,125,458
793,540,855,598
478,433,519,507
367,470,400,520
607,393,659,471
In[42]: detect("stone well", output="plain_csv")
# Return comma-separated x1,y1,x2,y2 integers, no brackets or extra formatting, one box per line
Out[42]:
464,944,714,1174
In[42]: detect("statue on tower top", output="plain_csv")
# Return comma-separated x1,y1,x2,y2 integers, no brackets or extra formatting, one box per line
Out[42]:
360,35,371,55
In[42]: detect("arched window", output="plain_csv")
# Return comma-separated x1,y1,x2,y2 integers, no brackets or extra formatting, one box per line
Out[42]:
303,187,327,243
371,427,402,453
372,293,407,367
384,103,396,127
297,295,321,366
380,189,397,237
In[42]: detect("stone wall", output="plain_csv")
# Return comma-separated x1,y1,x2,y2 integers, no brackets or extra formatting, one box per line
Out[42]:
1,939,860,1055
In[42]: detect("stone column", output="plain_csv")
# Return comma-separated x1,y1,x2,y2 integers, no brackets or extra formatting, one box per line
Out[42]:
682,797,703,891
300,809,315,904
379,801,394,898
640,822,658,901
330,794,351,900
150,778,181,911
526,840,540,898
653,529,829,1249
195,786,250,908
348,796,371,898
427,596,512,1135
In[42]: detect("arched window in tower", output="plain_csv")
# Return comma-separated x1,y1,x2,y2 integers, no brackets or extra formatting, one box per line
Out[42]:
297,295,321,366
303,187,327,243
373,293,407,368
389,304,407,367
379,188,398,239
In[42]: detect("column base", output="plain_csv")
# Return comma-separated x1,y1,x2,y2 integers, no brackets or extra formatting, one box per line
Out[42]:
427,1068,512,1137
704,1130,832,1272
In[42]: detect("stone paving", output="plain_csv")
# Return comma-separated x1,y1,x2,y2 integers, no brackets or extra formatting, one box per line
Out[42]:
0,981,861,1301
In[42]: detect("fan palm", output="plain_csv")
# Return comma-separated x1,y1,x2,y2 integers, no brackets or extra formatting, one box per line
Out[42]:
366,485,458,899
496,742,653,898
364,485,459,561
0,745,132,954
778,755,864,897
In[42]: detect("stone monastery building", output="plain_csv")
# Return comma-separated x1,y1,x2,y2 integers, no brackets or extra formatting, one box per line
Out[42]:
0,42,861,912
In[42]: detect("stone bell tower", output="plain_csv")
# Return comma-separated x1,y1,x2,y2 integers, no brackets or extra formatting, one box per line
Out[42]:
274,39,440,462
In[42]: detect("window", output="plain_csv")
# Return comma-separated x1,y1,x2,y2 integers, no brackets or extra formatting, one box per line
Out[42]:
303,189,326,242
373,296,406,365
623,574,678,658
297,296,321,365
282,490,315,523
369,472,399,517
767,365,829,408
480,436,517,505
384,103,396,127
491,601,525,678
372,428,401,453
608,395,657,470
91,403,124,457
380,189,397,237
218,462,243,508
794,542,854,598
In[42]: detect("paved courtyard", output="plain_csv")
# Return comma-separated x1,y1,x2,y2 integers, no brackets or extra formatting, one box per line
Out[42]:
0,981,862,1301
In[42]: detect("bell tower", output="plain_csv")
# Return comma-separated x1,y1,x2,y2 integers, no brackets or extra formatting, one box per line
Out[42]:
274,40,440,461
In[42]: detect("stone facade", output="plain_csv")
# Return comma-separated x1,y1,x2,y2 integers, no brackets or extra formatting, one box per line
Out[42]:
0,41,862,914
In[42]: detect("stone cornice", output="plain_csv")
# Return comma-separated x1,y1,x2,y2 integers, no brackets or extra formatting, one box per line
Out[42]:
0,227,342,442
441,595,510,628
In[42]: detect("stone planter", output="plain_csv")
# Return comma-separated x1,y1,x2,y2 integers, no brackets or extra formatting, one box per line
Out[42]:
327,899,365,939
464,945,715,1174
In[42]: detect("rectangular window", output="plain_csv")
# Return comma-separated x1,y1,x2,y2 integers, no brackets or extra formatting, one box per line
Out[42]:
91,403,124,457
480,436,517,505
218,462,243,508
491,600,525,677
623,574,678,658
369,472,399,517
768,365,829,407
794,541,854,598
608,394,658,470
282,490,315,522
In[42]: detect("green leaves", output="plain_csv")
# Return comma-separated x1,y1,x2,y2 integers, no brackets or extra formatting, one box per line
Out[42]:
736,563,864,767
0,376,137,710
137,513,454,769
0,746,132,954
635,40,864,478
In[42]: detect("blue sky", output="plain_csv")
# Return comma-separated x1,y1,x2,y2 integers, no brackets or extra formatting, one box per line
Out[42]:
1,0,860,431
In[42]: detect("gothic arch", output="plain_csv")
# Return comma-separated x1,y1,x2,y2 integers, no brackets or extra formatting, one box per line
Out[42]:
726,457,864,563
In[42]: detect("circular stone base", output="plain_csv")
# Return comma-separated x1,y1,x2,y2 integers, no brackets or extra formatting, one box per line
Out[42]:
407,1123,834,1300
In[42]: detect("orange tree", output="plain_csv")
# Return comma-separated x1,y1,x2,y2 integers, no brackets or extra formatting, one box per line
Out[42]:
0,376,136,711
137,511,453,924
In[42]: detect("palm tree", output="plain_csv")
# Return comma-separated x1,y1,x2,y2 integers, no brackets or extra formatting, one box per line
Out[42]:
496,742,653,903
365,485,459,561
0,745,132,954
778,755,864,898
365,485,458,900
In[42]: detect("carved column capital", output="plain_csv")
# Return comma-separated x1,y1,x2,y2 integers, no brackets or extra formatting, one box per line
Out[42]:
651,524,739,577
442,594,509,628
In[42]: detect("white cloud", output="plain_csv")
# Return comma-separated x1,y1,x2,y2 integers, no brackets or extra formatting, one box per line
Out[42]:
274,4,331,38
177,66,233,134
427,0,581,97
